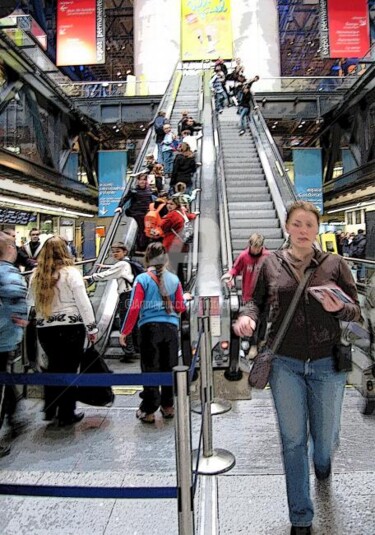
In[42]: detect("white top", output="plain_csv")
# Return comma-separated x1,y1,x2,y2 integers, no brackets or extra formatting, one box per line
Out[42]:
29,266,96,332
91,260,134,294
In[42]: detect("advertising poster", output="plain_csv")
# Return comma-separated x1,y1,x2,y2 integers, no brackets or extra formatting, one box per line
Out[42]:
292,149,323,213
181,0,233,61
57,0,105,66
98,151,127,217
320,0,370,58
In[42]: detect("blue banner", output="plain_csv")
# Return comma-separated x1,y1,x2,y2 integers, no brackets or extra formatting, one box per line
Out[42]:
98,151,127,217
292,148,323,213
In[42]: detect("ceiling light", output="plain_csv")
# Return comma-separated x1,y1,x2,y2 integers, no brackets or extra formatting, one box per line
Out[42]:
0,196,95,218
326,200,375,214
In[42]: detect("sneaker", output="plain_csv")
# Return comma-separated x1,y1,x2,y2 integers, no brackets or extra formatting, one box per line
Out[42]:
160,406,175,419
253,105,259,110
218,109,223,114
0,444,11,458
239,130,245,136
314,462,331,481
136,409,155,423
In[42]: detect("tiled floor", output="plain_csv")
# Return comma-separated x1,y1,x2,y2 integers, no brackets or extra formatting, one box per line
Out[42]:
0,363,374,534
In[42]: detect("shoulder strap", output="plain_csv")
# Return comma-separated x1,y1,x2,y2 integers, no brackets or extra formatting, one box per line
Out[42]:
176,210,189,223
270,267,315,353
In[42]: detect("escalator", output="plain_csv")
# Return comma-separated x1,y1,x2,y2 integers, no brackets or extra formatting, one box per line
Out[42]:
89,65,203,359
217,106,295,258
214,96,296,375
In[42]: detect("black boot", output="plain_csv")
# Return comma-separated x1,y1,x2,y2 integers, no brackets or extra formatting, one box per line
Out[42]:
291,525,311,535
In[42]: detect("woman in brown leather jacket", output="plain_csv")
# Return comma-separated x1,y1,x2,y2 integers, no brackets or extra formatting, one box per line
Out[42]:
234,201,361,535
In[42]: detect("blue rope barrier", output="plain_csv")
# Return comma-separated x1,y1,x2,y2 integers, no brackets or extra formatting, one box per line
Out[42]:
0,372,173,387
0,484,177,499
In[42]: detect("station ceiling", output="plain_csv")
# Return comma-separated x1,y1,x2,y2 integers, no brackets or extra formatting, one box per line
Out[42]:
18,0,338,81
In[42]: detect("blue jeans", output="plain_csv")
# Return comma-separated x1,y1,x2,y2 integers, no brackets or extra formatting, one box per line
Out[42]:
162,150,174,174
239,107,250,130
269,355,346,527
214,91,225,112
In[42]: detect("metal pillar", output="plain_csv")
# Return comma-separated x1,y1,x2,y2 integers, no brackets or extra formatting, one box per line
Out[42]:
192,302,235,475
174,365,194,535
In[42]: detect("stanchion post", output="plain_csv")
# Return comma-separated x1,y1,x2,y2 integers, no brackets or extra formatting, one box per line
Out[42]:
173,365,194,535
192,299,236,475
202,300,214,457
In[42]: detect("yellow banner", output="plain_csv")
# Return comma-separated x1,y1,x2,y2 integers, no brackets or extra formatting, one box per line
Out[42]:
181,0,233,61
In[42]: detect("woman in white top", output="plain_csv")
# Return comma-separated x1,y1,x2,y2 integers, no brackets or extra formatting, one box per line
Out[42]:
29,236,97,426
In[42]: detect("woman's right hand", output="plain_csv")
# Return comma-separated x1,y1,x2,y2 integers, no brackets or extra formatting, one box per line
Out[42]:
233,316,256,337
87,332,97,344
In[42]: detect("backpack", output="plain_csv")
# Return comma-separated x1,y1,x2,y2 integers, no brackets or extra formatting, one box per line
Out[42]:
172,210,194,245
144,202,165,239
128,258,145,278
154,116,166,135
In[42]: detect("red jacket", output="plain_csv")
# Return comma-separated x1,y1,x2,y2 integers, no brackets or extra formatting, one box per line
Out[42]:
161,210,196,252
229,247,270,303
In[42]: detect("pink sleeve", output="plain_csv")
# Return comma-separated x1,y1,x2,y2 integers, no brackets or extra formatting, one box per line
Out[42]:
229,254,243,277
174,282,186,313
121,283,145,336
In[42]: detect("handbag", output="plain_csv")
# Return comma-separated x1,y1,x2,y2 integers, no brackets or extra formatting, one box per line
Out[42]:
171,210,194,245
248,267,315,389
77,344,115,407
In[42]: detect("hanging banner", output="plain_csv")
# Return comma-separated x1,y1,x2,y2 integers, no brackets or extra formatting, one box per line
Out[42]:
56,0,105,66
292,149,323,213
319,0,370,58
98,151,127,217
181,0,233,61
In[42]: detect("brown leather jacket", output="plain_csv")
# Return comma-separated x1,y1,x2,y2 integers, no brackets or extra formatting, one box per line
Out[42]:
241,249,361,361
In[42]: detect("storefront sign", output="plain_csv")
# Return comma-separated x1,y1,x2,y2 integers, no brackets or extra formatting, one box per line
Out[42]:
0,208,37,225
56,0,105,66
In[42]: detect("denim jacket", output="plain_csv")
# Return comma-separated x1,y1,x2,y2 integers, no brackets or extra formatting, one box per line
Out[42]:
0,261,28,352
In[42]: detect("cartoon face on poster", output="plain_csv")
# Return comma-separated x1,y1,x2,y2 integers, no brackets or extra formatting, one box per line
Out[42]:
181,0,233,60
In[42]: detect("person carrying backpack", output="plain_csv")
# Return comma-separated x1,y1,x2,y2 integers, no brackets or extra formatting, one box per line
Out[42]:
84,242,141,361
144,200,167,241
119,242,191,423
160,196,199,285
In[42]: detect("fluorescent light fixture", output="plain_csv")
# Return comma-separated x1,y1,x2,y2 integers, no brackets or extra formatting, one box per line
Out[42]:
326,200,375,214
0,195,95,218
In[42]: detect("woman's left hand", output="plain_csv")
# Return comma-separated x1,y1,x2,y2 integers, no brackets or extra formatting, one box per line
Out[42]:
319,290,345,313
119,334,127,347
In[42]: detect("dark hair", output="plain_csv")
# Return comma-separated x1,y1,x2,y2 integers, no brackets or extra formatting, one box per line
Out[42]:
144,242,173,314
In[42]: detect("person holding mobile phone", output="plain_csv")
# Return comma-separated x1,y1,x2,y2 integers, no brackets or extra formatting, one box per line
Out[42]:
233,201,361,535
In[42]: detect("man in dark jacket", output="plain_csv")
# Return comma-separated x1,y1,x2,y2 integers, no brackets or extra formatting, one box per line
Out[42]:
3,228,35,271
351,229,366,282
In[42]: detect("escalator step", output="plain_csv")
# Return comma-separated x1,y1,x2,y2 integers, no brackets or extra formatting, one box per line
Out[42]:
230,218,279,228
231,228,283,239
229,210,277,219
228,201,274,210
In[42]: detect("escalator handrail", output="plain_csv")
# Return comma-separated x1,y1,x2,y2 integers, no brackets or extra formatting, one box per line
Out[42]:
90,61,183,272
211,94,235,272
188,71,204,283
251,94,297,205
